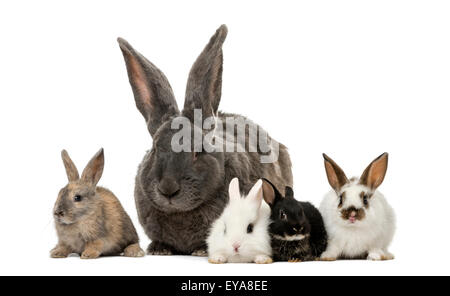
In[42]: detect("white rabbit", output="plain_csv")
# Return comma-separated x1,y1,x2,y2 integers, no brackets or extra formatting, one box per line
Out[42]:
207,178,273,264
319,153,396,261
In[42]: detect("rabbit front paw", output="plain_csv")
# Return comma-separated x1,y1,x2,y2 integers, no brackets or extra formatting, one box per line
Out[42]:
147,241,173,256
368,250,394,261
208,254,227,264
81,249,101,259
50,246,71,258
320,250,338,261
124,243,145,257
254,255,273,264
191,249,208,257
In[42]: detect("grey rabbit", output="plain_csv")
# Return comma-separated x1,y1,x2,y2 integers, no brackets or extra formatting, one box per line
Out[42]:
117,25,293,256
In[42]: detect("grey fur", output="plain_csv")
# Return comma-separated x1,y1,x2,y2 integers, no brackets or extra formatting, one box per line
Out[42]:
118,25,293,255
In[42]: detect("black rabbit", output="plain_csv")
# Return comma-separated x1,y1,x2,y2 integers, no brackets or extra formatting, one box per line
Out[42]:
262,179,327,262
118,25,293,256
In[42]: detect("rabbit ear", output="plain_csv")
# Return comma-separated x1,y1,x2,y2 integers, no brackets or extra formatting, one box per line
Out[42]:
247,179,263,209
183,25,228,122
61,150,79,182
228,178,241,202
284,187,295,199
323,154,349,191
360,153,389,190
118,38,180,137
81,148,104,186
262,178,282,206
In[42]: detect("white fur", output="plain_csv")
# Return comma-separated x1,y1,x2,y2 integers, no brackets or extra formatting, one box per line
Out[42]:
207,179,272,264
319,180,396,260
273,234,308,241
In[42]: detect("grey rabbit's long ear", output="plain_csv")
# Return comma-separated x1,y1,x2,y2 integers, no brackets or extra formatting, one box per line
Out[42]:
81,148,104,186
183,25,228,122
118,38,180,137
61,150,79,182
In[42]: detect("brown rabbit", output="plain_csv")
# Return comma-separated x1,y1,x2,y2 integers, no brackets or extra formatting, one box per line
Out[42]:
50,148,145,259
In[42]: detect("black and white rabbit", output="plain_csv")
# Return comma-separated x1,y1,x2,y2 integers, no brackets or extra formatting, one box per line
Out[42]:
320,153,396,261
262,179,327,262
118,25,293,255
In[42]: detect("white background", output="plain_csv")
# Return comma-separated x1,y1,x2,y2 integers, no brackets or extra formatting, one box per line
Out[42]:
1,0,449,276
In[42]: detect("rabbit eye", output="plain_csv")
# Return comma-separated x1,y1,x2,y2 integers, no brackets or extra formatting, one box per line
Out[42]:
247,223,254,234
280,210,287,221
339,194,344,207
363,195,369,205
74,195,82,202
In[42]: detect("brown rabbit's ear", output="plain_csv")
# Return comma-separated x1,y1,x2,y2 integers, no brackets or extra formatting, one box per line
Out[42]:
61,150,79,182
323,154,349,191
118,38,180,137
183,25,228,122
81,148,104,186
360,153,389,190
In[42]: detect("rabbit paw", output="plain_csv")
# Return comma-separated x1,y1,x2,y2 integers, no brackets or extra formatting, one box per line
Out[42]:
124,244,145,257
50,247,70,258
191,249,208,257
81,249,101,259
368,251,394,261
255,255,273,264
381,252,395,261
320,251,337,261
288,258,302,263
208,254,227,264
147,242,173,256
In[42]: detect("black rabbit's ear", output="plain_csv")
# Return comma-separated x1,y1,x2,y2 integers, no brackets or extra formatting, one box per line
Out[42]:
81,148,104,186
61,150,79,182
284,187,295,199
183,25,228,122
323,154,349,191
262,178,283,206
118,38,180,137
360,153,388,190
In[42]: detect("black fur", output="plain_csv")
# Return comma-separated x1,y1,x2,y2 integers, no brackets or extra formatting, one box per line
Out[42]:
263,179,327,262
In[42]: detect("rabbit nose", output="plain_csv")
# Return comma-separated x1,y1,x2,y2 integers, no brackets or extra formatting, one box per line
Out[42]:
54,211,64,217
158,177,180,198
232,242,241,253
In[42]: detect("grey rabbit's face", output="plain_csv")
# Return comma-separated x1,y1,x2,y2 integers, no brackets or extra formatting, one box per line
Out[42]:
139,123,225,213
118,26,229,214
55,149,104,224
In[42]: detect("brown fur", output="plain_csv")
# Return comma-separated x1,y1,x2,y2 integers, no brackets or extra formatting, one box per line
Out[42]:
340,206,366,221
51,149,145,259
338,192,346,208
323,154,349,191
359,153,388,189
360,191,373,209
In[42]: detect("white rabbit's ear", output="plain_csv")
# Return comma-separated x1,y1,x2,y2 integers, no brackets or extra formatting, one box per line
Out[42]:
61,150,79,182
118,38,180,137
247,179,263,209
323,154,349,192
360,153,389,190
228,178,241,202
